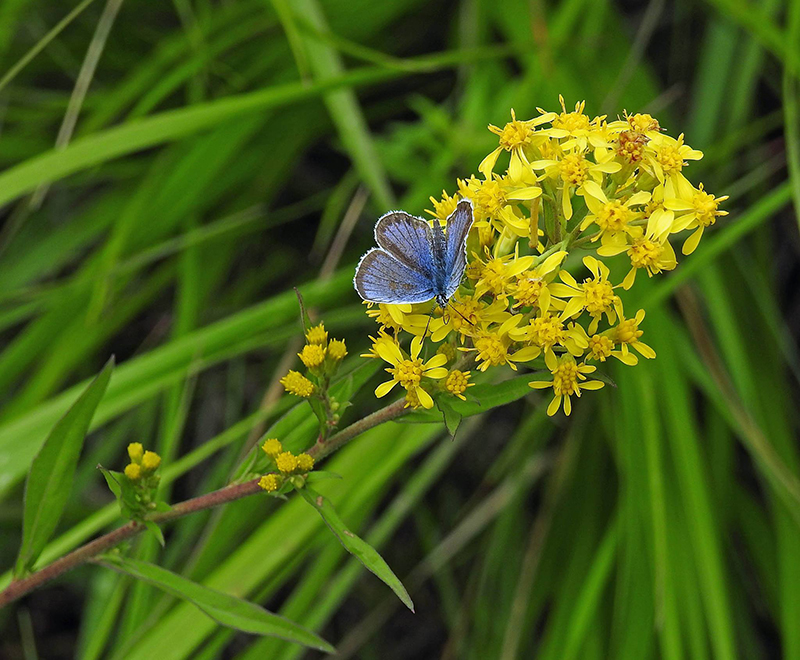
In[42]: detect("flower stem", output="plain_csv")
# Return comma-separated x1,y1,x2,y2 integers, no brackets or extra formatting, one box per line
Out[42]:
0,399,410,608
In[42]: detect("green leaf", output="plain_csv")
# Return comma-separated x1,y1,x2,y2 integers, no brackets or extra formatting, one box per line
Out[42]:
436,396,462,437
143,521,165,548
304,470,342,483
14,357,115,576
405,374,533,424
299,486,414,612
97,466,138,519
98,555,334,653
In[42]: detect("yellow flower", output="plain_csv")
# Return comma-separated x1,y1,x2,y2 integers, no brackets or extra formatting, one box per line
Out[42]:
262,438,283,459
480,108,555,179
466,317,539,371
550,256,623,332
436,341,457,363
298,344,326,368
305,323,328,345
613,310,656,360
445,370,473,400
426,190,460,220
328,339,347,361
457,174,541,236
124,463,142,481
362,329,400,359
366,302,430,335
509,313,587,361
473,248,535,299
280,370,315,397
509,250,567,313
374,335,449,409
584,332,638,366
664,180,729,255
530,150,621,220
643,133,703,184
296,453,315,472
276,451,299,474
579,181,650,245
141,451,161,472
529,352,605,416
546,96,605,151
127,442,144,463
258,474,281,492
430,295,509,343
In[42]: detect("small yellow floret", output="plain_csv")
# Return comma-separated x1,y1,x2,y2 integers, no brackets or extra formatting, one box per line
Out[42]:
305,323,328,345
299,344,326,368
127,442,144,463
262,438,283,458
276,451,299,474
280,370,315,397
258,474,281,492
124,463,142,481
296,453,315,472
445,370,472,400
328,339,347,361
141,451,161,472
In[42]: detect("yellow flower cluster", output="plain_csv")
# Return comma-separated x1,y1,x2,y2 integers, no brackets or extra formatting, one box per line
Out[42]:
281,323,348,398
258,438,314,492
364,97,726,415
124,442,161,481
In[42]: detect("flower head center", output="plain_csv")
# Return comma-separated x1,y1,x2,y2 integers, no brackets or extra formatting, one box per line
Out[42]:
693,190,719,226
627,113,660,133
559,153,589,186
617,130,648,162
474,334,507,366
474,179,508,218
615,319,643,344
655,144,684,174
553,359,581,396
446,370,471,396
393,358,424,388
588,335,614,361
514,276,545,307
497,119,532,150
628,238,663,268
479,259,508,294
528,315,565,348
553,111,591,133
596,200,631,232
582,278,616,314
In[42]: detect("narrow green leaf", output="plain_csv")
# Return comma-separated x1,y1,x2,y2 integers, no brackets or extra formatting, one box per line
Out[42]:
143,520,166,548
406,374,533,424
299,486,414,612
99,555,334,653
15,356,115,576
436,396,462,437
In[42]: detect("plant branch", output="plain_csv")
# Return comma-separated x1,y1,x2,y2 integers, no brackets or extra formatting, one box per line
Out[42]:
0,399,410,609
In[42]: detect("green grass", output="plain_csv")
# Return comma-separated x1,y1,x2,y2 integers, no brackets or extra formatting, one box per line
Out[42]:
0,0,798,657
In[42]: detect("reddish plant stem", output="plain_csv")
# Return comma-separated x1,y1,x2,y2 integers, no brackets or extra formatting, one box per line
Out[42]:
0,399,409,609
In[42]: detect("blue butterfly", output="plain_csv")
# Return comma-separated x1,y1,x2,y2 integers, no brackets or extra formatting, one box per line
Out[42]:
354,199,474,309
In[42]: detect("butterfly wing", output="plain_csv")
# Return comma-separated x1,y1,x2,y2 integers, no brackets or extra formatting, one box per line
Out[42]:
374,211,436,278
443,199,474,298
354,248,437,304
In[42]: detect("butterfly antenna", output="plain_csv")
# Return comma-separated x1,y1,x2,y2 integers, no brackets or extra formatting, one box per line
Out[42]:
422,307,434,343
446,301,475,326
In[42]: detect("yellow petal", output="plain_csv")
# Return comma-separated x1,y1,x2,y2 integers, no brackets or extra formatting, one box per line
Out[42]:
479,147,502,179
375,380,398,398
622,267,637,290
547,395,562,416
410,335,424,359
562,186,573,220
539,250,567,273
581,380,605,390
529,380,553,389
507,186,542,200
563,395,572,416
581,180,607,203
544,349,558,372
425,367,449,379
416,386,434,409
682,227,703,255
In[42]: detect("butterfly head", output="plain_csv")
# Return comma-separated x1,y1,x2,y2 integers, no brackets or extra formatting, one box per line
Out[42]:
435,293,449,310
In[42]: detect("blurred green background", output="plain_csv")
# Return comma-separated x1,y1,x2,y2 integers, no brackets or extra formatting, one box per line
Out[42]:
0,0,798,658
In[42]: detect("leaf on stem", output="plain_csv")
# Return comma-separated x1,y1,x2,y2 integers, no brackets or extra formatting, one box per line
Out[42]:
14,356,115,577
299,486,414,612
98,555,335,653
